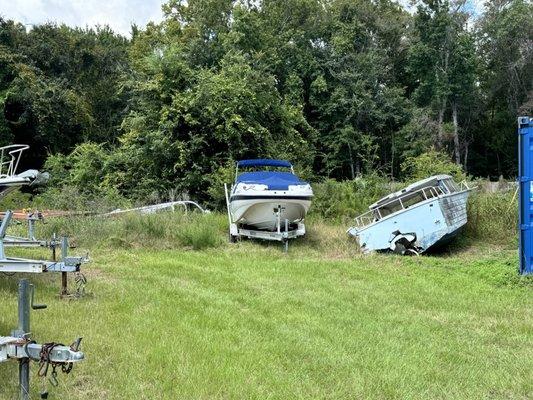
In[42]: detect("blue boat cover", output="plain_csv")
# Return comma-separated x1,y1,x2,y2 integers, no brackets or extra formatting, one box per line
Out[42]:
237,159,292,168
236,171,307,190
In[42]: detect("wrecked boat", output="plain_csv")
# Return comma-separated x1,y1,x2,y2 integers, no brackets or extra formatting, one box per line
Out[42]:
347,175,472,255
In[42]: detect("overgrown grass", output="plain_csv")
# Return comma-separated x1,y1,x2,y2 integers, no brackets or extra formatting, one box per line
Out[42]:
4,184,519,256
9,212,228,251
464,189,518,246
0,188,531,399
0,244,531,399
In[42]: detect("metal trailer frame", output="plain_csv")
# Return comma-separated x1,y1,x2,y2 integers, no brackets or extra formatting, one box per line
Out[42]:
103,200,209,216
224,183,306,252
0,211,88,295
518,116,533,275
0,279,84,400
1,211,55,248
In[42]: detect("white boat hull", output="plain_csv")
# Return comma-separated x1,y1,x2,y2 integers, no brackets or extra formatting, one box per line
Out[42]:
0,170,49,199
0,176,34,199
230,195,311,231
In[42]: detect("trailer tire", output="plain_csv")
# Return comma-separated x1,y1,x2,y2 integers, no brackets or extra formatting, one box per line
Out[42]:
229,233,238,243
393,242,406,255
404,248,419,256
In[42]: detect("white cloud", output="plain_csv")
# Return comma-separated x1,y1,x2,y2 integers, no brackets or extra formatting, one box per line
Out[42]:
0,0,165,36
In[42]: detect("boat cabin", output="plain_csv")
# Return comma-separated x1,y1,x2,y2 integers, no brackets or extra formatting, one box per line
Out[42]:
368,175,462,221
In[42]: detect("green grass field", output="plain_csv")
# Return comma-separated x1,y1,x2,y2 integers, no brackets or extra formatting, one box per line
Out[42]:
0,215,532,399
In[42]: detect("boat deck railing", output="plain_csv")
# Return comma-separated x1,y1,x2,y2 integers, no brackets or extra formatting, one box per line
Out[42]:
0,145,29,178
353,185,450,229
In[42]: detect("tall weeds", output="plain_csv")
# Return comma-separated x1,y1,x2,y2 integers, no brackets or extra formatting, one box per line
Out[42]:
464,189,517,246
310,176,399,223
19,212,227,250
3,178,519,253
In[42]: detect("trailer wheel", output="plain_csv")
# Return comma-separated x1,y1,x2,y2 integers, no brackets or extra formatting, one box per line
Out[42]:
229,233,238,243
404,248,419,256
393,242,406,255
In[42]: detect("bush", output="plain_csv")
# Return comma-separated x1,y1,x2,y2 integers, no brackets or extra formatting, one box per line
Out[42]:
0,191,32,210
311,174,395,222
33,185,130,212
206,161,235,210
44,143,111,193
401,149,467,182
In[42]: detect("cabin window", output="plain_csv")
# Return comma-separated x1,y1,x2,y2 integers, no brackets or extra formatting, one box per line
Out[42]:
401,191,426,208
426,188,437,199
442,178,459,193
379,200,403,217
373,179,457,221
448,179,459,192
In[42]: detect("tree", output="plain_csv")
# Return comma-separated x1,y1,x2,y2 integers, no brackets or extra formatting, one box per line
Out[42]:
408,0,478,165
311,0,410,178
467,0,533,177
0,19,130,166
0,0,529,206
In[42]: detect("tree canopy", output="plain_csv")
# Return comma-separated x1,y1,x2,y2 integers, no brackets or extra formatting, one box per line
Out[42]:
0,0,531,204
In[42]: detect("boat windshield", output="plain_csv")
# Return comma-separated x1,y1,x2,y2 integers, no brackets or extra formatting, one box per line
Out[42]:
235,159,295,182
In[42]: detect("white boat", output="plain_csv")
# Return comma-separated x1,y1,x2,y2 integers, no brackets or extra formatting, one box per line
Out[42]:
225,159,313,242
0,145,49,197
347,175,472,254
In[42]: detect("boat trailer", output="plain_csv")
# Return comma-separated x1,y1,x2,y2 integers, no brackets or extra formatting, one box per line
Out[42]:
224,184,305,252
1,279,84,399
0,211,50,248
0,210,88,297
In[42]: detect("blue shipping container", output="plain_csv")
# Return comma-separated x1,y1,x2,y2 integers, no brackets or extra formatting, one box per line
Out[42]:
518,116,533,275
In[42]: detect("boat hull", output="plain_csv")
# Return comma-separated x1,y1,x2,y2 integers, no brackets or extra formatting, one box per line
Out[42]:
230,195,311,231
0,177,33,199
348,190,470,254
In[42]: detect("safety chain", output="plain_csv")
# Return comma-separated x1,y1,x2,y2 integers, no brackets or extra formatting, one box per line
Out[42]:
37,342,73,387
75,272,87,297
15,336,83,399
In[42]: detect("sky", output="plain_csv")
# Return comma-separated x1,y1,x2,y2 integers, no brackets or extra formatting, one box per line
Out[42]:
0,0,165,37
0,0,486,38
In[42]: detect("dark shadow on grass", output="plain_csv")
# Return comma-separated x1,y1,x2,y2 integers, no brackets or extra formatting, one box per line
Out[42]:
424,238,468,257
234,236,286,252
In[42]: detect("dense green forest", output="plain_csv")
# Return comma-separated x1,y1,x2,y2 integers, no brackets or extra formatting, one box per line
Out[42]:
0,0,531,205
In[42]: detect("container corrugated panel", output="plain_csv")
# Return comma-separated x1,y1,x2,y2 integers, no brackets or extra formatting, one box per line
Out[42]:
518,116,533,275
